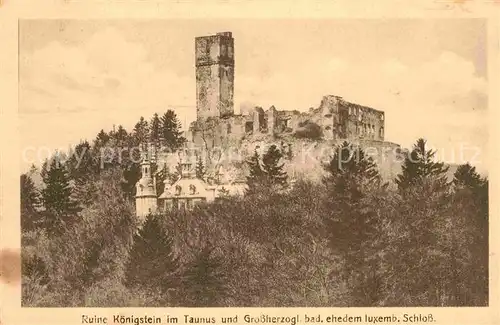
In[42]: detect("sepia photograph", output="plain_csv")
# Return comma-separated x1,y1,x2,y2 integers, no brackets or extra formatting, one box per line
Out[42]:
18,19,489,308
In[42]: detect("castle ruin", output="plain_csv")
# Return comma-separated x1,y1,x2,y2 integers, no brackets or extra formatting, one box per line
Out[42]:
187,33,385,150
135,31,399,217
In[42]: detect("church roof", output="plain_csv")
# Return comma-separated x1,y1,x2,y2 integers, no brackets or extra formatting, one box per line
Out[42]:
136,179,156,197
158,177,214,199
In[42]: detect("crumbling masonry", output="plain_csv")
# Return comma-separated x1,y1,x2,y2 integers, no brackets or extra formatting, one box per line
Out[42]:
188,32,385,150
135,31,398,217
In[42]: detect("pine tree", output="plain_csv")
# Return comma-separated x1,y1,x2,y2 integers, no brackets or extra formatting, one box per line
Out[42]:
453,163,485,190
387,138,453,306
161,110,185,151
448,163,488,305
150,113,161,143
323,141,381,201
41,155,81,235
67,141,95,181
20,173,41,231
121,162,141,200
261,145,288,189
396,138,449,193
125,214,179,296
121,123,145,200
133,116,149,145
322,141,383,305
182,245,226,307
246,150,264,195
195,156,206,180
155,164,167,196
94,129,110,149
113,125,128,147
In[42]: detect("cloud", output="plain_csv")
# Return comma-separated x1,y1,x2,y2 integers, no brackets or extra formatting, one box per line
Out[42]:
235,51,488,171
20,27,196,166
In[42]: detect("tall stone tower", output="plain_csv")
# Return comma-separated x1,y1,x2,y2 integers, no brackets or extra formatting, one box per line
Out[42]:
195,32,234,121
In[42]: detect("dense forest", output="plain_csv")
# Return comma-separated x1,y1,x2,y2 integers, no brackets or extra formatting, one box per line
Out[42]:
21,110,488,307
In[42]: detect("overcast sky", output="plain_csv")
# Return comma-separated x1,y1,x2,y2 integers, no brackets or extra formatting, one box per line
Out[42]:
19,19,488,172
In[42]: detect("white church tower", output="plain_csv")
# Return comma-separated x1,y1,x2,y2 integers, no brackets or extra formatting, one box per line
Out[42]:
135,143,158,219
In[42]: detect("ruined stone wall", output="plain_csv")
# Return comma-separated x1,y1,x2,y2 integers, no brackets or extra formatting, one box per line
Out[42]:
190,94,385,155
306,95,340,140
218,33,235,118
340,101,385,142
275,110,303,133
188,114,250,151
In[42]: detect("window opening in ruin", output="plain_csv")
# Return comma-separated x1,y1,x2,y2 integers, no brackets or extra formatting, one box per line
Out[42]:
245,121,253,133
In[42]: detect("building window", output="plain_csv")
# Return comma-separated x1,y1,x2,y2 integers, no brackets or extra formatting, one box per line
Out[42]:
245,121,253,133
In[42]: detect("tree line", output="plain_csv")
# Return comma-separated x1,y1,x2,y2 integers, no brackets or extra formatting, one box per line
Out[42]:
21,112,488,306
